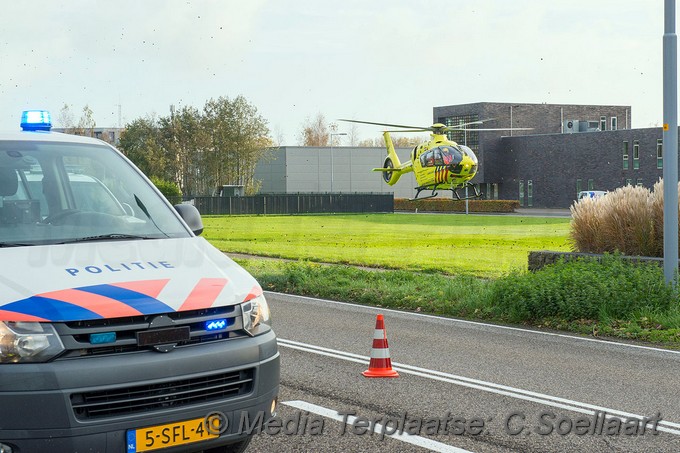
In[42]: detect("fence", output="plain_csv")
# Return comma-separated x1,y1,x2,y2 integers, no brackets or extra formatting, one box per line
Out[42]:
169,193,394,215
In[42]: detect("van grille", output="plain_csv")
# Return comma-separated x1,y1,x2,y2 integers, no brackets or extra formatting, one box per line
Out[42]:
70,369,254,419
54,306,247,358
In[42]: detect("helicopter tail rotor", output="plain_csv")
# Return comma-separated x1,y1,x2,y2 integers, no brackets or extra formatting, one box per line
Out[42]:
371,131,410,185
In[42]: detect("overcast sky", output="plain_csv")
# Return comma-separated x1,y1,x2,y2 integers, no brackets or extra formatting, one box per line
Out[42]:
0,1,666,144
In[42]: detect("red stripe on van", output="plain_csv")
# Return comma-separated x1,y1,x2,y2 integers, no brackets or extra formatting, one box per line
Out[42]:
178,278,229,311
243,285,263,302
39,289,142,318
110,279,170,299
0,309,49,322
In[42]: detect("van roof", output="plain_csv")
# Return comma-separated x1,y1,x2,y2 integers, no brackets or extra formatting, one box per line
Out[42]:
0,130,107,145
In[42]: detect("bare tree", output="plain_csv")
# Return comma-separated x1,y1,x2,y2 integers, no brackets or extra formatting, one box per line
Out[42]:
57,104,76,132
298,112,329,146
77,105,96,137
347,122,360,146
358,135,426,147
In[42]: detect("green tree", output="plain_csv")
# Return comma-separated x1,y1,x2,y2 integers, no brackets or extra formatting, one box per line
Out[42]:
118,116,169,180
204,95,273,195
159,105,208,196
118,96,272,196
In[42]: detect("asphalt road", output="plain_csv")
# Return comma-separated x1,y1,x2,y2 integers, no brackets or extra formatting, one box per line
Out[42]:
247,292,680,452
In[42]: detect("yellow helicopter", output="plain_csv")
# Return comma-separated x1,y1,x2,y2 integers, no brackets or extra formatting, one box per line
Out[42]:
340,119,528,200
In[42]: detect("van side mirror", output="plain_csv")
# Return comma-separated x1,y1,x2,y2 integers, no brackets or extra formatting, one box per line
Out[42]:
174,204,204,236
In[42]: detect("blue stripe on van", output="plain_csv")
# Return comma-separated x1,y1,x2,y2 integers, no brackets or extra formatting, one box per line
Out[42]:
78,284,173,314
1,296,103,321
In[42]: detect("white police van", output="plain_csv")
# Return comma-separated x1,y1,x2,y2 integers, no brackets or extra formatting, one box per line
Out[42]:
0,111,279,452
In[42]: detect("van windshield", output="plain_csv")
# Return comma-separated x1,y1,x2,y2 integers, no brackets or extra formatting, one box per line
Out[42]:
0,141,191,245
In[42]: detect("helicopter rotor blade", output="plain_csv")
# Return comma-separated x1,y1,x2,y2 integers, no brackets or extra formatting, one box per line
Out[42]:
339,119,433,130
445,127,534,132
383,129,431,133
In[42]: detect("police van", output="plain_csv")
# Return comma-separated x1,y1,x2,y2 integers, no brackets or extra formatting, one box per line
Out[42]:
0,111,279,452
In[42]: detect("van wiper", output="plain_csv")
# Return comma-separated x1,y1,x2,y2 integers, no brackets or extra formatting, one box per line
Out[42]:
57,234,156,244
0,242,34,247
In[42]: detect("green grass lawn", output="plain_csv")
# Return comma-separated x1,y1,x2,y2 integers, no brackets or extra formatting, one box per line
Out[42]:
202,214,572,278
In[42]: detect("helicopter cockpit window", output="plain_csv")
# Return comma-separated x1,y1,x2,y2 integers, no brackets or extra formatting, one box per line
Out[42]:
459,145,478,164
440,146,463,166
433,148,444,166
420,150,436,167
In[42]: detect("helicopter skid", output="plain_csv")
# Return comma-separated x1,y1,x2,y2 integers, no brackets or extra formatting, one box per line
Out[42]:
410,183,481,201
452,183,481,201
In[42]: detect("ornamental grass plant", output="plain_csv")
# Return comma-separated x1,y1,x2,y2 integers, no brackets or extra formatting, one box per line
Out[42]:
570,181,680,257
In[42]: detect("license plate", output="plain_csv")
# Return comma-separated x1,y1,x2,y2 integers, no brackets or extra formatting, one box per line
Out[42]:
126,417,218,452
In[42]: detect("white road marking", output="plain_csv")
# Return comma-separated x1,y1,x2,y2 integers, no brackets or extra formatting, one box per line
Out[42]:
283,400,474,453
268,291,680,356
278,338,680,436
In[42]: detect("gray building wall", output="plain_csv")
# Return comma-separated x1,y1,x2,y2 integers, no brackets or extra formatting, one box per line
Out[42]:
254,146,417,198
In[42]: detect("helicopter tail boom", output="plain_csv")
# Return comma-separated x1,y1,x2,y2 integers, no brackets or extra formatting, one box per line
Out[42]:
371,131,412,185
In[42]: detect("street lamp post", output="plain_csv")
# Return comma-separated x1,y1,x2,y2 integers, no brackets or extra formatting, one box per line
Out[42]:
330,132,347,192
663,0,678,285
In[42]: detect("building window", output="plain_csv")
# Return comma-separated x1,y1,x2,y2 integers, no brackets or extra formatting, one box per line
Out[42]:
519,180,525,207
626,178,632,186
636,178,643,187
109,131,116,142
576,178,582,197
485,183,499,200
588,179,594,191
527,180,533,207
623,141,629,170
440,114,480,150
611,117,617,131
600,116,606,131
657,139,663,169
633,140,640,170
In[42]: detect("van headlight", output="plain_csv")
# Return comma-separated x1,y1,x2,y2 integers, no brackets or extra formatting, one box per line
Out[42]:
241,294,271,336
0,322,65,363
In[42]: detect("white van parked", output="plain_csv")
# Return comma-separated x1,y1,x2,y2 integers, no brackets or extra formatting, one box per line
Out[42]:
0,110,279,453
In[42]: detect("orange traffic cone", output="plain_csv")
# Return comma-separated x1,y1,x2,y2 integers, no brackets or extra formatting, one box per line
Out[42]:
362,314,399,378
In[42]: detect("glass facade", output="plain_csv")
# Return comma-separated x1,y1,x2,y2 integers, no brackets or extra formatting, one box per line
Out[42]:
441,114,480,150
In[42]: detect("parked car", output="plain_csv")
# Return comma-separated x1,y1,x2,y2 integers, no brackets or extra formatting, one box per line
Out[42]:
577,190,608,201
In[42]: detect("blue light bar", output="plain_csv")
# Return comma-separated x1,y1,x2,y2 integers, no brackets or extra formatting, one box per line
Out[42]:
20,110,52,131
206,319,228,331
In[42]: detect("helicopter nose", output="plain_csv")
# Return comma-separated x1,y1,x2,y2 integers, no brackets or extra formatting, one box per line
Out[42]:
448,164,462,173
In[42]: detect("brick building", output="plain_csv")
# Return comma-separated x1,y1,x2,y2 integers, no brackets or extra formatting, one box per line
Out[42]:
434,102,664,208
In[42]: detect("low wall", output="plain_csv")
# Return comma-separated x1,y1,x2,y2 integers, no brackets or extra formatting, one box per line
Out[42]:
528,250,673,272
169,193,394,215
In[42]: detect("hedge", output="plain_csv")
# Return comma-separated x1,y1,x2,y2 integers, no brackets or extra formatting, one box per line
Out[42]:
394,198,519,213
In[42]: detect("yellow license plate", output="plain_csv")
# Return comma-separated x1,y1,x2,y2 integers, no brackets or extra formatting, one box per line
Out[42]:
127,417,218,452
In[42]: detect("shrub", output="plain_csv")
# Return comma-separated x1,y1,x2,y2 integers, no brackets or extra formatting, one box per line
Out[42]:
395,198,518,213
151,177,182,199
570,181,680,257
490,254,677,323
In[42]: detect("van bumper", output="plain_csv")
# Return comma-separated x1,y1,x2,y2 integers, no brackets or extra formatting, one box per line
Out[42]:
0,329,279,453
